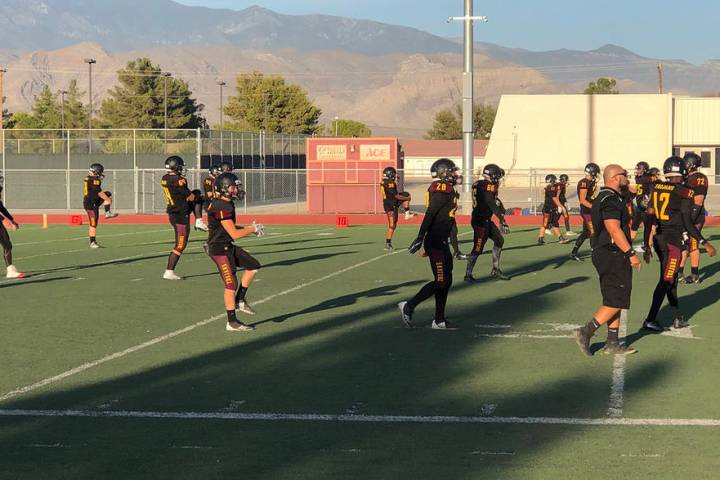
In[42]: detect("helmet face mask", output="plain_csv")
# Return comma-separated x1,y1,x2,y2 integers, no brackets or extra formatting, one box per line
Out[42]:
214,172,245,200
635,161,650,178
209,165,221,177
683,152,702,173
218,162,233,174
662,156,686,182
559,174,569,184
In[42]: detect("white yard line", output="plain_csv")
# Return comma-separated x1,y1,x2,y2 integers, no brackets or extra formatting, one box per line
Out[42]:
1,408,720,427
0,250,401,403
13,228,170,247
607,309,629,418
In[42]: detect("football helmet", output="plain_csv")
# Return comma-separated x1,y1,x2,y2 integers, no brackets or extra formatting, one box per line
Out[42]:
635,161,650,177
382,166,397,180
165,156,185,174
559,174,569,183
89,163,105,177
584,163,600,178
482,164,503,183
545,174,557,184
209,165,221,177
214,172,245,200
218,162,233,173
683,152,702,172
431,158,459,184
663,156,687,178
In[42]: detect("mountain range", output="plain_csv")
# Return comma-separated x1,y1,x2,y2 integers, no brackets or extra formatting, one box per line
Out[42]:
1,1,720,135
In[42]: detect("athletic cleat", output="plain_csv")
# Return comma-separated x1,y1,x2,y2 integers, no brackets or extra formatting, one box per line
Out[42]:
194,219,208,232
384,243,394,251
602,342,637,355
573,327,592,356
633,244,645,253
537,238,545,245
431,319,458,330
6,266,27,279
490,268,510,281
163,270,183,280
404,211,416,220
685,274,701,285
226,320,255,332
237,301,256,315
642,320,665,332
89,241,101,249
565,231,577,236
677,275,687,284
202,242,210,256
570,253,583,262
464,274,476,283
673,315,689,329
454,252,467,260
104,212,119,219
558,237,572,244
397,301,413,328
544,230,551,236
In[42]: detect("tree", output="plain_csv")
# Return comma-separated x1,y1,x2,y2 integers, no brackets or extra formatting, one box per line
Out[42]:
323,118,371,137
224,72,321,135
425,103,497,140
12,85,61,128
584,77,619,95
60,80,88,128
98,58,204,129
1,101,13,129
425,109,462,139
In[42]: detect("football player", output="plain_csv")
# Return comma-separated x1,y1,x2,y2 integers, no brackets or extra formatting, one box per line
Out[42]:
558,174,575,236
83,163,119,248
161,156,201,280
207,172,265,331
537,174,570,245
0,176,26,279
629,161,654,241
570,163,600,261
398,158,460,330
677,153,708,284
379,166,413,250
641,156,716,331
465,163,510,282
203,164,221,210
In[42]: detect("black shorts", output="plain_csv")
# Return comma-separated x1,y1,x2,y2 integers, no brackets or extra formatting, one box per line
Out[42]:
209,244,261,271
592,247,632,309
542,210,560,229
654,233,684,283
168,212,190,226
688,216,705,252
385,208,399,229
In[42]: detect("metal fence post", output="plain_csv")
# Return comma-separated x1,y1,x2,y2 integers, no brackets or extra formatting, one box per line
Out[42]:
66,129,71,211
133,129,138,213
1,129,5,204
243,170,247,214
295,169,299,214
196,128,201,171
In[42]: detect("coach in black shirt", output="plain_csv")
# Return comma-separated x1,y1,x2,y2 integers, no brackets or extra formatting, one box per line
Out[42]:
574,164,641,356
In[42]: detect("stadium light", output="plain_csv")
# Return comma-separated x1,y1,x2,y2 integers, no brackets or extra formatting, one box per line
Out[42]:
446,0,488,198
217,79,226,157
84,58,97,153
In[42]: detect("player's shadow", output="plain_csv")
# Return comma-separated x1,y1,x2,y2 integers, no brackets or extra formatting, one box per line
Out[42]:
0,276,73,289
252,242,373,255
30,251,204,275
262,251,358,268
253,280,426,326
266,236,349,247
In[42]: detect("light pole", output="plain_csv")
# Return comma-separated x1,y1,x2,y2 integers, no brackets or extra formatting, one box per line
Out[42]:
0,66,6,133
60,90,68,131
448,1,488,196
84,58,96,153
217,79,226,157
334,116,339,137
162,72,171,131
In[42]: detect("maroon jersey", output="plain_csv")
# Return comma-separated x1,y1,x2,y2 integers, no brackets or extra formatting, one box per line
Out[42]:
161,173,191,215
203,176,215,197
686,172,708,199
576,177,596,214
207,198,236,255
543,184,560,213
380,179,400,212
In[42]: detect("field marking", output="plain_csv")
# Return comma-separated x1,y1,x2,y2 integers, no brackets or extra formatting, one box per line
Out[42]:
13,228,170,247
607,310,628,418
0,250,402,403
2,408,720,427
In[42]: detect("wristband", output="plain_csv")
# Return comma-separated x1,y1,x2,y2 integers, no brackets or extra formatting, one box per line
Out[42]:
623,249,637,259
700,239,707,246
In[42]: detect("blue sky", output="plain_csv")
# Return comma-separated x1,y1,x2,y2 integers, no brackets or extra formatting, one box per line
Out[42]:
176,0,720,64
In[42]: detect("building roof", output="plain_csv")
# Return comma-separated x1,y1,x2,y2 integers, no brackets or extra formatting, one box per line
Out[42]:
400,138,489,158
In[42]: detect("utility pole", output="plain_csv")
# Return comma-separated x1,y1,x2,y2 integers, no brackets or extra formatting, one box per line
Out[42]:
0,66,6,132
60,90,68,130
84,58,96,153
163,72,171,131
334,116,339,137
657,63,663,94
448,1,488,197
217,79,226,157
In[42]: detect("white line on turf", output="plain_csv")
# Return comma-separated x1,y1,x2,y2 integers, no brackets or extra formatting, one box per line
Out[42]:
607,309,628,418
13,228,170,247
1,408,720,427
0,250,402,403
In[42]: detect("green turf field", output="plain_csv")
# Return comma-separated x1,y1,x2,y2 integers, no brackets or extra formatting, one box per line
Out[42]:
2,223,720,479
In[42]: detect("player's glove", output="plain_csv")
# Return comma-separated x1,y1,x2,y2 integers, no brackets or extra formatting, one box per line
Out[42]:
501,221,510,235
643,247,653,264
252,221,265,237
495,198,506,215
408,235,424,254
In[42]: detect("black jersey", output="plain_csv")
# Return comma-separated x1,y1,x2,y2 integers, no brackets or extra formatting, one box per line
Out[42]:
203,176,215,197
590,187,631,249
417,180,457,249
0,201,13,222
471,179,502,221
647,182,695,233
380,179,400,212
559,183,568,203
577,177,596,215
207,198,236,255
543,184,560,213
161,173,191,215
634,174,654,209
83,174,103,209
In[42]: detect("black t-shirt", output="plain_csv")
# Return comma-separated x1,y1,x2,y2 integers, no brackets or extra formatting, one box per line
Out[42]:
83,175,102,208
577,177,596,215
161,173,191,215
543,184,560,213
590,187,631,249
417,180,457,249
380,179,400,212
207,198,236,255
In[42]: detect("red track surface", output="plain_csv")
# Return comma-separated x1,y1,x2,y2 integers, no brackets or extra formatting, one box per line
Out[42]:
12,213,720,227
